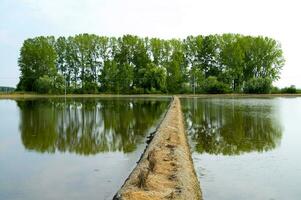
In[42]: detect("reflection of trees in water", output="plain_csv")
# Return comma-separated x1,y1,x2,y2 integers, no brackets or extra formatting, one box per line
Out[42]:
182,98,282,155
17,98,168,155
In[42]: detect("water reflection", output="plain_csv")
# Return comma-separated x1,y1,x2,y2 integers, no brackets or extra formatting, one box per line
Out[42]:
17,98,168,155
181,98,282,155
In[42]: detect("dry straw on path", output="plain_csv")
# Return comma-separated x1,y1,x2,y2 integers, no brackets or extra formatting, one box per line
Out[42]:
114,96,202,200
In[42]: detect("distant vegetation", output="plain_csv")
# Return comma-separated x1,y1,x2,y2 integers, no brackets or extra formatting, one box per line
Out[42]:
16,34,285,94
0,86,15,93
272,85,300,94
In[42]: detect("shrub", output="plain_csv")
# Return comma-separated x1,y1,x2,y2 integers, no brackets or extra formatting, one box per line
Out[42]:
201,76,231,94
35,74,65,94
243,77,272,94
82,82,99,94
132,87,145,94
35,76,53,94
271,86,280,94
146,87,162,94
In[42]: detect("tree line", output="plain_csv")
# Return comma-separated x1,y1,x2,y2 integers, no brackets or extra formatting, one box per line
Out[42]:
0,86,15,93
17,34,284,94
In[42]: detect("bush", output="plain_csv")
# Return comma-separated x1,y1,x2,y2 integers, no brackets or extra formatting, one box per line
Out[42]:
146,87,162,94
271,86,280,94
132,87,145,94
35,76,53,94
35,74,65,94
179,83,191,94
281,85,297,94
82,82,99,94
201,76,230,94
243,77,272,94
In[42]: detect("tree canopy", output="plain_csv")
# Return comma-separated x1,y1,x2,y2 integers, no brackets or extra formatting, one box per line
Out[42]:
17,34,284,94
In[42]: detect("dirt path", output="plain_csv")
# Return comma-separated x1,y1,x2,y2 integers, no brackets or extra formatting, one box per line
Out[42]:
114,96,202,200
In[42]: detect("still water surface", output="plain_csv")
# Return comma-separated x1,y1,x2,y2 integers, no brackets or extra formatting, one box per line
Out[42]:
181,97,301,200
0,97,169,200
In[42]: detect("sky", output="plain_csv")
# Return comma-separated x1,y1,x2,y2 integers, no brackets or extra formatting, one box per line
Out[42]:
0,0,300,88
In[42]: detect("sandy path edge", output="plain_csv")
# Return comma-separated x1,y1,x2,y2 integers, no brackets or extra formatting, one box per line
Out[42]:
113,96,202,200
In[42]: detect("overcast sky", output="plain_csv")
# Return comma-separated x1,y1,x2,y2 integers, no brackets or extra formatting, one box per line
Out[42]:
0,0,300,88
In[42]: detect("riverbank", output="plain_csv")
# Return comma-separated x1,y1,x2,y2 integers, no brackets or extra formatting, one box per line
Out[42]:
0,93,171,99
178,93,301,98
1,93,301,100
114,96,202,200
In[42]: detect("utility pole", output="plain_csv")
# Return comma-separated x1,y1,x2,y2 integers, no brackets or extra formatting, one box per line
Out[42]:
193,72,196,95
65,81,66,96
64,74,67,104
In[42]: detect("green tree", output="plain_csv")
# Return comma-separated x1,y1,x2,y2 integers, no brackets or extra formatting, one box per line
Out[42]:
137,63,167,93
243,77,272,94
184,35,204,92
165,39,187,93
200,35,221,78
73,34,101,93
201,76,230,94
99,60,119,93
17,34,285,94
281,85,297,94
17,36,57,91
35,74,64,94
149,38,166,66
220,34,245,91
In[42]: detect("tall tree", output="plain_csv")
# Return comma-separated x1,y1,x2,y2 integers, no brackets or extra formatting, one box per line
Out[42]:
165,39,187,93
184,35,204,92
17,36,57,91
17,34,285,94
220,34,245,91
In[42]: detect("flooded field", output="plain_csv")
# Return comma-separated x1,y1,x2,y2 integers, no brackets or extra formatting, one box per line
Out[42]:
181,97,301,200
0,97,169,200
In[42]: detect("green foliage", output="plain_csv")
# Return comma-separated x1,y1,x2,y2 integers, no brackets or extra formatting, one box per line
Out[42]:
139,63,167,92
271,86,281,94
99,60,118,93
201,76,230,94
35,74,65,94
17,34,285,94
243,77,272,94
17,36,57,92
35,75,52,94
165,39,188,93
281,85,297,94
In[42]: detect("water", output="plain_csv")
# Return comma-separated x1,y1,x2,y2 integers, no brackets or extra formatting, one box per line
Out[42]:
181,97,301,200
0,97,169,200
